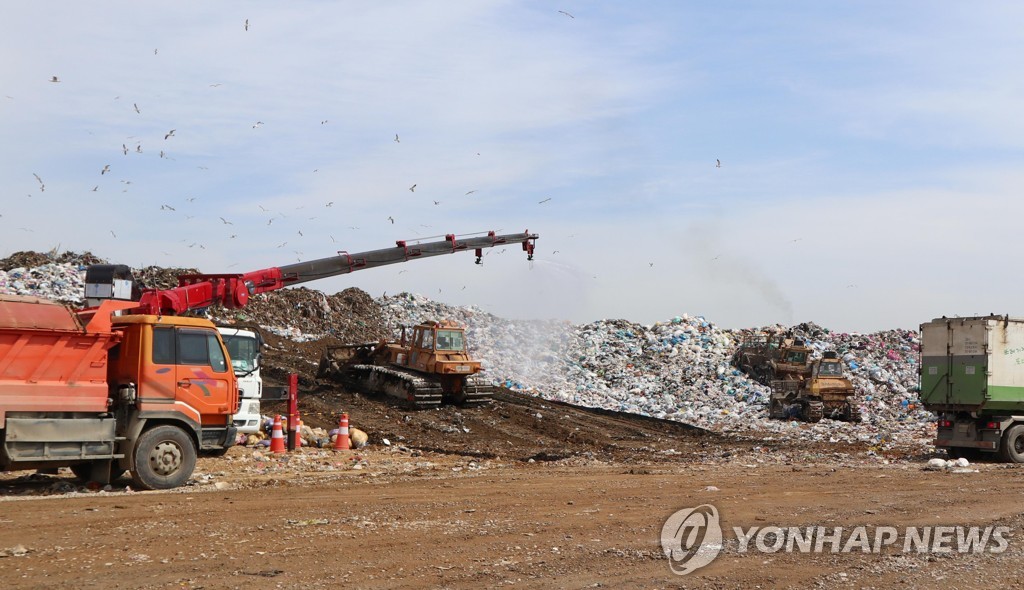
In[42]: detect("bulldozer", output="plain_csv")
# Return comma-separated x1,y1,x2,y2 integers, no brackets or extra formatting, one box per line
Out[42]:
317,320,496,409
767,351,861,423
733,333,813,385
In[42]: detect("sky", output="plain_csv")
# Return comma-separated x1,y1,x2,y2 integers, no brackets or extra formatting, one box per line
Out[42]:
2,2,1023,333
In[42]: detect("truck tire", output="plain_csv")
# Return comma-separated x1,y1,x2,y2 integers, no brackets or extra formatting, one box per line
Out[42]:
131,425,197,490
999,425,1024,463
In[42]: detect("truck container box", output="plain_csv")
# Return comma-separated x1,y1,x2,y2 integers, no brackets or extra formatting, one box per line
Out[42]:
920,316,1024,414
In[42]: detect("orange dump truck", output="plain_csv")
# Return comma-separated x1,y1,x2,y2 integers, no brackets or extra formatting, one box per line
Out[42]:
0,294,237,490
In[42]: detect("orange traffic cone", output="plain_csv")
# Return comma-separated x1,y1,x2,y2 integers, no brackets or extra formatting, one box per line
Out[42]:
295,419,303,450
269,415,286,454
333,412,351,451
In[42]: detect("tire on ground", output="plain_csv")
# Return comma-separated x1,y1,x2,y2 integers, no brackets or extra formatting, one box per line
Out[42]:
999,424,1024,463
131,425,197,490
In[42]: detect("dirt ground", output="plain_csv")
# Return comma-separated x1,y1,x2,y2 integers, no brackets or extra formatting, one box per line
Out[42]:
1,387,1022,589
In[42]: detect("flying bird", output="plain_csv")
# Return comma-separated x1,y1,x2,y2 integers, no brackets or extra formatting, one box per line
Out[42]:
154,48,158,55
394,134,400,143
110,230,117,238
91,186,98,192
230,235,237,239
558,10,574,18
159,150,166,158
219,217,232,225
32,173,43,186
258,205,268,211
538,197,552,204
409,184,416,192
101,165,110,175
164,129,175,140
133,103,140,114
326,201,333,207
252,121,263,128
267,218,274,226
244,18,249,31
122,144,128,155
209,83,223,87
161,204,176,211
50,76,60,83
716,159,721,168
277,242,287,248
136,144,142,153
321,120,328,125
433,200,441,206
186,197,196,202
388,216,394,224
297,230,303,236
465,190,477,195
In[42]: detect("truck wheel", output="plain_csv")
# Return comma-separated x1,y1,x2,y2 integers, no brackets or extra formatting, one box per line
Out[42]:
131,425,197,490
999,425,1024,463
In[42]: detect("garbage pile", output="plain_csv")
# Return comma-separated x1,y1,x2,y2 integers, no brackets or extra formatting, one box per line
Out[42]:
0,254,934,451
378,293,933,451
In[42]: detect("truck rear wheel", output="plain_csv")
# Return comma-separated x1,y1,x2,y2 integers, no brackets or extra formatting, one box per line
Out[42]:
999,425,1024,463
131,425,197,490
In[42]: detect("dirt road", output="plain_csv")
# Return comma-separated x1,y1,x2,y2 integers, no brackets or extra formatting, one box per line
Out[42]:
2,444,1023,589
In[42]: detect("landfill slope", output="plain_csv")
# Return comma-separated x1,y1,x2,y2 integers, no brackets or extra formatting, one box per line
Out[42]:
0,253,933,456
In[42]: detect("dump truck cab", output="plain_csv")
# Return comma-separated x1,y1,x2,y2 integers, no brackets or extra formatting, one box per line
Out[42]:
390,320,483,377
770,338,813,381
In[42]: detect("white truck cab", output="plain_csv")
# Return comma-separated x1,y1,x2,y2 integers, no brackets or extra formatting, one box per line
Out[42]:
217,326,263,434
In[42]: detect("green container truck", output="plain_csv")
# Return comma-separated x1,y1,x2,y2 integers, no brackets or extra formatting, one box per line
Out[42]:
920,315,1024,462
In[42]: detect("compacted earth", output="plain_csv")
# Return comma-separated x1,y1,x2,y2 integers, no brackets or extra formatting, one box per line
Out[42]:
1,386,1022,590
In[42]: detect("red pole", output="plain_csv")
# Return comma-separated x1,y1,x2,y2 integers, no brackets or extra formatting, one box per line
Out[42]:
287,373,299,451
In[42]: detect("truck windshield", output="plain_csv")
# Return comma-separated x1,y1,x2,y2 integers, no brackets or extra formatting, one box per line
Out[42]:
222,335,258,374
818,361,843,376
435,330,465,351
784,351,807,364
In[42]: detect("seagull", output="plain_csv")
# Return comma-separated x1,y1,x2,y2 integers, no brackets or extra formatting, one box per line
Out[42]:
388,216,394,224
110,230,117,238
136,144,142,153
159,150,166,158
326,201,333,207
252,121,263,128
244,18,249,31
258,205,268,212
122,144,128,155
716,159,721,168
230,235,237,239
465,190,477,195
649,262,654,268
558,10,574,18
267,218,274,226
219,217,232,225
553,250,560,254
154,48,158,55
277,242,287,248
433,200,440,206
133,103,140,114
321,120,328,125
186,197,196,202
297,230,303,236
91,186,98,192
409,184,416,192
164,129,175,140
330,235,336,243
394,134,400,143
32,173,43,189
538,197,552,204
161,204,176,211
209,83,222,87
101,165,110,175
50,76,60,83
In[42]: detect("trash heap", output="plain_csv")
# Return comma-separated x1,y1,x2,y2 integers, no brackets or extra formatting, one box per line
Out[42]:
0,253,935,451
378,293,933,451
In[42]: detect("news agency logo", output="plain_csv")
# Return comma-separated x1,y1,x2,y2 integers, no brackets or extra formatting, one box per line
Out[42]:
660,504,1011,577
659,504,723,576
